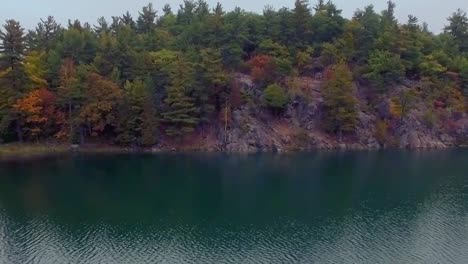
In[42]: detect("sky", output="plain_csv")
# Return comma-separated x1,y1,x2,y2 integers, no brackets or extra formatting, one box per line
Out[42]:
1,0,467,33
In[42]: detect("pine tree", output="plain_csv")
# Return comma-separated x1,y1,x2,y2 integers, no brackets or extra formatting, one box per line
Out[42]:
0,20,27,141
196,48,228,122
26,16,61,53
120,11,136,29
322,63,358,141
162,56,199,137
445,9,468,53
293,0,311,48
137,3,157,34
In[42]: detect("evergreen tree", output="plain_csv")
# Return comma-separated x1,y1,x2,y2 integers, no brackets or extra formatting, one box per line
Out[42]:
322,63,358,141
121,11,136,29
0,20,27,141
196,48,229,122
27,16,61,52
293,0,311,48
137,3,157,34
94,17,110,35
365,50,406,91
445,9,468,53
162,56,199,137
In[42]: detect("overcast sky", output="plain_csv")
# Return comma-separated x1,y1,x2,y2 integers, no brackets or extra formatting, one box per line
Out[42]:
1,0,467,33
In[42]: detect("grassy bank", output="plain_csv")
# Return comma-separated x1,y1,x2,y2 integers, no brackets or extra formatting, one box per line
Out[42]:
0,143,70,159
0,143,142,160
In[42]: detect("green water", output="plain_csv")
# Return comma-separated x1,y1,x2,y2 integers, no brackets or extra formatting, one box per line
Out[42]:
0,150,467,263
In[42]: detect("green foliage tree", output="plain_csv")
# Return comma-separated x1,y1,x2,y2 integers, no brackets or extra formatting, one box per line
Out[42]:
293,0,312,48
196,48,229,122
444,9,468,53
116,79,158,146
137,3,157,34
310,1,345,44
162,56,199,137
322,63,358,141
263,84,290,112
26,16,61,53
365,50,405,91
0,20,27,141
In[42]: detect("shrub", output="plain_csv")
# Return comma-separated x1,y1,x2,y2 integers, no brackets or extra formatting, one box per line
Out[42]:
263,84,290,112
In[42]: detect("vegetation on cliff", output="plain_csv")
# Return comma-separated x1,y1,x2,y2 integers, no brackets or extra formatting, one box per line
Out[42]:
0,1,467,149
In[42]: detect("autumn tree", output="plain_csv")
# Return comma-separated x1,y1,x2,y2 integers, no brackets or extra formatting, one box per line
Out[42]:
247,55,278,86
79,73,122,138
13,88,63,139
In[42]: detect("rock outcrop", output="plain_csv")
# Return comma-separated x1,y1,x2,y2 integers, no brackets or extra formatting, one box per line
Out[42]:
171,76,467,152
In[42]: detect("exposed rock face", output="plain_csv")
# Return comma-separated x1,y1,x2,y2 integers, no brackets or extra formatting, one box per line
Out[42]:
204,76,468,152
225,108,293,152
397,111,446,149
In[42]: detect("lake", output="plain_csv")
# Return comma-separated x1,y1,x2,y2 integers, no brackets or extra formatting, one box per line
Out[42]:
0,150,467,263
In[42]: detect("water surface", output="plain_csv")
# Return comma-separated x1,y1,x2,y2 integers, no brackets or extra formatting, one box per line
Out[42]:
0,150,467,263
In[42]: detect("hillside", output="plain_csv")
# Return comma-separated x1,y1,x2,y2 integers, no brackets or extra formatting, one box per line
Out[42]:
0,1,467,151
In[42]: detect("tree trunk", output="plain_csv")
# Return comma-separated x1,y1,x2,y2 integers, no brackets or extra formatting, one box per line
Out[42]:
224,104,229,144
15,120,23,143
80,126,85,145
68,101,73,143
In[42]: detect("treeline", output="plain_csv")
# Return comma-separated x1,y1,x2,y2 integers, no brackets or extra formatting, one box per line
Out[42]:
0,0,467,146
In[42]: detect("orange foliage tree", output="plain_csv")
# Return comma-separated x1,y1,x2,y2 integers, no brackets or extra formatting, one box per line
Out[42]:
79,73,123,137
247,55,277,85
13,88,64,139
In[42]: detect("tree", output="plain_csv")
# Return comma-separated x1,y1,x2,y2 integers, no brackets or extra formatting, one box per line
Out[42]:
56,59,81,142
79,73,122,137
94,17,110,35
60,27,97,64
293,0,312,48
24,51,48,88
196,48,229,122
0,20,27,141
445,9,468,53
27,16,61,52
13,88,63,139
116,79,158,146
351,5,380,61
162,56,199,137
365,50,405,91
322,63,358,141
263,84,290,113
247,55,278,85
137,3,157,34
310,1,345,44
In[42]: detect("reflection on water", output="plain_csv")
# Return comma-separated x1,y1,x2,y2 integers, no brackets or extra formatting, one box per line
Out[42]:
0,150,467,263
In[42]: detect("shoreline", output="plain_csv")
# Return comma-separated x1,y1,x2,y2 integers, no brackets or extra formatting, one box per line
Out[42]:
0,143,466,160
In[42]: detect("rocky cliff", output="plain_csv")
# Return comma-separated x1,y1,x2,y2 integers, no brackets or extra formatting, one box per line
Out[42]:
156,75,467,152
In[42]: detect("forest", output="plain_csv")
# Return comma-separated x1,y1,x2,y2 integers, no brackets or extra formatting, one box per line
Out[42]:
0,0,467,149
